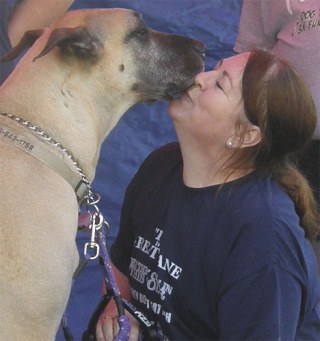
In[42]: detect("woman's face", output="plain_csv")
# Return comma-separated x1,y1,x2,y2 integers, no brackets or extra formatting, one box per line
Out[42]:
168,53,250,149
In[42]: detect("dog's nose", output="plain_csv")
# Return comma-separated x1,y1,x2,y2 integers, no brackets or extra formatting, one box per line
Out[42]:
192,40,206,58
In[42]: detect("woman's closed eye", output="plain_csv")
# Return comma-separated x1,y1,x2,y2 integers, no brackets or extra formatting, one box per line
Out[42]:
215,79,229,99
216,79,227,95
216,80,223,91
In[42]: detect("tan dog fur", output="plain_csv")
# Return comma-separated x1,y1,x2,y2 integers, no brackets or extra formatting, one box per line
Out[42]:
0,8,204,340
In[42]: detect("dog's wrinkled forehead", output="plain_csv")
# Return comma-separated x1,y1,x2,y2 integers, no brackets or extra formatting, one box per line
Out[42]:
43,8,140,45
100,9,147,46
56,8,139,24
61,9,143,37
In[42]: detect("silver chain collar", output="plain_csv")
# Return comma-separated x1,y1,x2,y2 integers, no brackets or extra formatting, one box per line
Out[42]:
0,111,92,199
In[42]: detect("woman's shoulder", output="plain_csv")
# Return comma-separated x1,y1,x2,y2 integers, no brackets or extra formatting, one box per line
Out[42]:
228,174,312,269
219,180,316,290
223,174,305,257
237,174,302,238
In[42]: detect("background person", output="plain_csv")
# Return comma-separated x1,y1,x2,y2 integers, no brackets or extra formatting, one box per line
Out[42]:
0,0,15,83
234,0,320,202
0,0,74,85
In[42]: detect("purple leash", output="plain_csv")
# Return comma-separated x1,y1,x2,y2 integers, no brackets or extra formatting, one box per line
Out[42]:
98,228,131,341
63,193,160,341
61,193,130,341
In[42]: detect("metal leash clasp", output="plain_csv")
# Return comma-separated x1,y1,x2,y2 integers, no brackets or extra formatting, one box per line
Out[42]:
84,211,104,260
83,193,105,260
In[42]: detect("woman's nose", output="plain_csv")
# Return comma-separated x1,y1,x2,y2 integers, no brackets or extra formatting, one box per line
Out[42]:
194,70,216,89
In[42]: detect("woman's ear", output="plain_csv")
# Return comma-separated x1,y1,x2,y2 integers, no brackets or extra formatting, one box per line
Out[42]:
241,125,261,148
226,125,261,149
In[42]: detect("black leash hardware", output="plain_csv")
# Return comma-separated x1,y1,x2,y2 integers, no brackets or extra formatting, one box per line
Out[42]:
82,291,113,341
61,316,74,341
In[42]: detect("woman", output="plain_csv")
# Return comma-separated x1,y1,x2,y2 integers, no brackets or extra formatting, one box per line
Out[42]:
96,49,320,340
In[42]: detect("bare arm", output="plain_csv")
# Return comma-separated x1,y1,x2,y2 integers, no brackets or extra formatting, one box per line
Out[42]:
8,0,74,46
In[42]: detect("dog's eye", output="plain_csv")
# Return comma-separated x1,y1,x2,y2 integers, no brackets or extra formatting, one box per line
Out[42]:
136,28,148,38
133,28,148,39
125,27,149,44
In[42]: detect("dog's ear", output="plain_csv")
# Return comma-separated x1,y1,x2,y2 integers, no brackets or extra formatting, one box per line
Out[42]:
33,26,103,62
0,29,45,62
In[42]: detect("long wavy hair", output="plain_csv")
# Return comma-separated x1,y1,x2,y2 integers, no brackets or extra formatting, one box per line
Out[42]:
234,49,319,240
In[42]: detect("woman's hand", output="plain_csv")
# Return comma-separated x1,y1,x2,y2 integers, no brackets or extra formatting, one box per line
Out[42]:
96,263,139,340
96,312,140,341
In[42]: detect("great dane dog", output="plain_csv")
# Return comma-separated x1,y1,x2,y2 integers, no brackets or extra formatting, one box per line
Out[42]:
0,8,204,340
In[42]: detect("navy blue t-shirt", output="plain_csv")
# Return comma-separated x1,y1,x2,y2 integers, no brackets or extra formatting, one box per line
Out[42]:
111,142,320,340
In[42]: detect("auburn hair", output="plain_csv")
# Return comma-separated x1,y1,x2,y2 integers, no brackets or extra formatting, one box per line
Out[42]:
240,49,319,240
